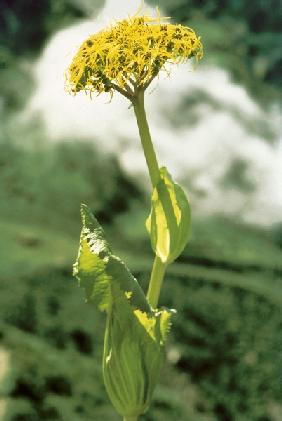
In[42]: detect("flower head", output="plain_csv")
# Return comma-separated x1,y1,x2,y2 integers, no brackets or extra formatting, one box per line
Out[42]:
65,9,203,99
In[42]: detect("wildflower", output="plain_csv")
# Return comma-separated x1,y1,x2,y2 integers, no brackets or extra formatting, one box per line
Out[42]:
65,10,203,99
68,8,203,420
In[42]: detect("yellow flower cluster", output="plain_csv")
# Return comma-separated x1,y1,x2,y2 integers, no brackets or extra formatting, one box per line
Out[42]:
65,12,203,98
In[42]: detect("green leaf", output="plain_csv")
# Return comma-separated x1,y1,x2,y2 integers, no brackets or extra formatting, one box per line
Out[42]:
146,167,191,264
73,204,150,313
103,280,173,417
73,204,174,417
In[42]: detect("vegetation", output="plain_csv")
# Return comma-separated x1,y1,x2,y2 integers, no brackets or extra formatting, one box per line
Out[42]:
0,1,281,420
0,142,281,419
149,0,282,98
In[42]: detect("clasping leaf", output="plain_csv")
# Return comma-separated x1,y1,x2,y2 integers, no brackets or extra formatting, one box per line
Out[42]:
146,167,191,264
73,204,173,417
73,204,150,313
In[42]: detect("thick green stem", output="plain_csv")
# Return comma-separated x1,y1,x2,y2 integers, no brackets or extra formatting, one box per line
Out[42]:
132,90,160,188
123,417,138,421
132,90,168,308
146,256,166,308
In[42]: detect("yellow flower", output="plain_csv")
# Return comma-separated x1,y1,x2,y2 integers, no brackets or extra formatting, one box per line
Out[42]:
65,9,203,99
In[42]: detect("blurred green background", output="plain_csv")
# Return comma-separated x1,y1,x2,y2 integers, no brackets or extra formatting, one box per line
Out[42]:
0,0,281,420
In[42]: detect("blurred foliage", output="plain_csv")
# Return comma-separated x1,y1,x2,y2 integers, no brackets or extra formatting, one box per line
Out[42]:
149,0,282,100
0,1,281,420
272,222,282,249
0,129,280,420
0,200,281,419
0,144,281,419
0,129,142,234
0,0,86,55
0,0,101,111
0,50,32,111
168,282,281,420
